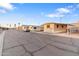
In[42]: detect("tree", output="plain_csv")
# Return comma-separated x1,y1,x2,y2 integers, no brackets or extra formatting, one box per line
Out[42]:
18,22,20,26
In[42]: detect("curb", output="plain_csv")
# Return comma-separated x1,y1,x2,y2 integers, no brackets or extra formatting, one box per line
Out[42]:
34,32,79,39
0,31,5,56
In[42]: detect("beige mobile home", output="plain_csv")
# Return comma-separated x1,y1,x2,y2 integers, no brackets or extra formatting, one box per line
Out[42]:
42,22,68,33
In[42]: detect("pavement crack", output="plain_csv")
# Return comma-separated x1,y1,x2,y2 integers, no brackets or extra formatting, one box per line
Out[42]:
3,44,22,51
21,44,34,56
48,43,79,55
32,44,49,54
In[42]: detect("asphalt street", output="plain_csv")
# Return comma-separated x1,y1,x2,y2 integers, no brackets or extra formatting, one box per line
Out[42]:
1,30,79,56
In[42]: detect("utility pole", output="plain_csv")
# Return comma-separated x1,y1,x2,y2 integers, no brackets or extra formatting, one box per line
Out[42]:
18,18,24,26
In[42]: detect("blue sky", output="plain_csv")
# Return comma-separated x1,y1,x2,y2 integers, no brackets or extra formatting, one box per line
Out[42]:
0,3,79,25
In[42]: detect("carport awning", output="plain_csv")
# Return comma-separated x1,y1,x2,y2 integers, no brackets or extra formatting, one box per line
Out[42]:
67,26,79,32
67,26,79,29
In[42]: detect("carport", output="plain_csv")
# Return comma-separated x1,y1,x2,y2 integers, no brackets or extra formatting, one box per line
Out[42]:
67,25,79,34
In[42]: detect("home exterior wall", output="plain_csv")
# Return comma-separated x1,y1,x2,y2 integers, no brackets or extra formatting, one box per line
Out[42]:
16,26,23,31
0,24,17,29
16,25,42,32
43,23,67,33
40,26,44,31
22,26,29,31
54,24,67,33
16,26,28,31
33,26,43,31
43,23,54,32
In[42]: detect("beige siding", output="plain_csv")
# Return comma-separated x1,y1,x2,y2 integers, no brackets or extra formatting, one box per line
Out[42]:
16,26,28,31
54,24,67,33
44,24,54,32
43,23,67,33
16,26,23,31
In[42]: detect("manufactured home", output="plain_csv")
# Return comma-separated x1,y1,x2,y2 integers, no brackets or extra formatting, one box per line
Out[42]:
42,22,69,33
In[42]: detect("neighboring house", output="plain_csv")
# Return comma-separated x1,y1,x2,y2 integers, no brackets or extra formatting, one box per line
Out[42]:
22,25,29,31
28,25,33,31
41,22,69,33
16,25,42,31
16,22,72,33
28,25,43,31
16,26,22,30
0,24,17,30
67,22,79,33
16,25,29,31
33,26,43,31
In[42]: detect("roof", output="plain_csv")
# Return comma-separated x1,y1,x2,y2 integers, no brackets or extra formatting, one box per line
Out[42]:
41,22,71,26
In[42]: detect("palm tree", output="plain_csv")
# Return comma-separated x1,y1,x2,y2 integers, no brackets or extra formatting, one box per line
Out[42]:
18,22,20,26
14,24,16,27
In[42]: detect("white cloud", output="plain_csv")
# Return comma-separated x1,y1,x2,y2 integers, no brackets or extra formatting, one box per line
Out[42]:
0,3,15,10
46,7,70,18
45,4,79,19
56,8,70,14
46,13,64,18
0,3,16,14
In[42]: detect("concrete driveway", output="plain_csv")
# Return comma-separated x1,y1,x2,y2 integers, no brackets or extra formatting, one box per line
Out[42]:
1,30,79,56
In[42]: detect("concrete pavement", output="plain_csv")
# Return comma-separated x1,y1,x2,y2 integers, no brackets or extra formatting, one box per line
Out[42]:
1,30,79,56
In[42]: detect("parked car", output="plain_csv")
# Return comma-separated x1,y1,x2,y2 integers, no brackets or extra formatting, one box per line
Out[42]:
25,30,30,32
23,29,30,32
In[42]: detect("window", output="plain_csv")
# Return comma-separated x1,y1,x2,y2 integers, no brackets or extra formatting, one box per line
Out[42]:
57,25,59,28
47,25,50,28
62,25,64,28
